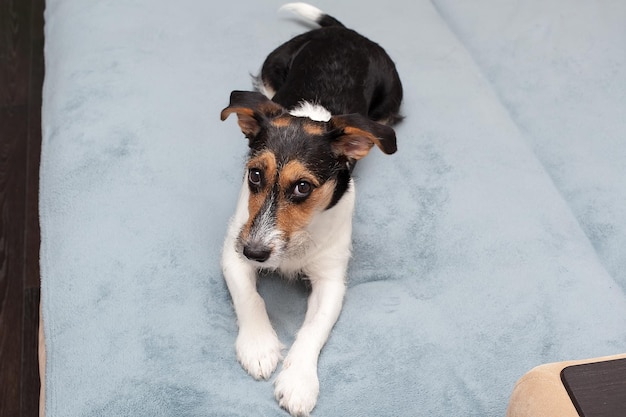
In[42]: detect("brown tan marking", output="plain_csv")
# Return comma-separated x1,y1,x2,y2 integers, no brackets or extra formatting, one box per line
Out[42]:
276,160,336,238
240,151,277,240
220,91,285,138
329,114,397,157
278,160,321,190
220,106,253,120
270,116,292,128
277,180,337,238
336,126,381,160
220,107,261,138
303,122,325,136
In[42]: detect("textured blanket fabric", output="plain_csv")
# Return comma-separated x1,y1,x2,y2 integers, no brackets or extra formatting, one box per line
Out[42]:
40,0,626,416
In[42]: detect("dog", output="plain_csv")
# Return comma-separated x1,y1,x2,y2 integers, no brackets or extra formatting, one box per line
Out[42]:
220,3,403,416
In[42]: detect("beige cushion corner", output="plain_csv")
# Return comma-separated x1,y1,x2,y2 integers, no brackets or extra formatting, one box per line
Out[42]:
506,353,626,417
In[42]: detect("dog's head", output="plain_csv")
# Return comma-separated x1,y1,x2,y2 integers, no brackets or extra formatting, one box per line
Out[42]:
221,90,397,267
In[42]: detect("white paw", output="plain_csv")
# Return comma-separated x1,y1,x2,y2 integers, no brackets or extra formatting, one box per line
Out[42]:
274,360,319,417
236,326,284,380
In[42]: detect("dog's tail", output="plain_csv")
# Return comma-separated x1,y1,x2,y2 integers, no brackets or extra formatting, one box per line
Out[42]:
279,2,345,28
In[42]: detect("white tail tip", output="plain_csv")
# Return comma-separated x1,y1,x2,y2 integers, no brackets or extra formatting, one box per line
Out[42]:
278,2,325,23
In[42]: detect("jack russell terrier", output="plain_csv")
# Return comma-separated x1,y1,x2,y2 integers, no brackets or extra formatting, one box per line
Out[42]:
220,3,402,415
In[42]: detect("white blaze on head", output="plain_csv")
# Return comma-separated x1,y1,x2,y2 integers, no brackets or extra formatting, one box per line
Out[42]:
289,101,332,122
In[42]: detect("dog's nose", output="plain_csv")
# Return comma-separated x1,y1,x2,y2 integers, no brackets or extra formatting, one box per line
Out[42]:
243,244,272,263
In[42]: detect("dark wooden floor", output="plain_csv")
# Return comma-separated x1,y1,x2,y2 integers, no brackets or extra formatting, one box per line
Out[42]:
0,0,45,415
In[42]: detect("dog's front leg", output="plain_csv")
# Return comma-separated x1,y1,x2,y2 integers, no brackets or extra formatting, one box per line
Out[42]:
274,267,346,416
222,239,283,380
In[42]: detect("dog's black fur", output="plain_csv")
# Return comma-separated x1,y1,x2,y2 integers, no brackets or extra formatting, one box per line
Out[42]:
260,14,403,124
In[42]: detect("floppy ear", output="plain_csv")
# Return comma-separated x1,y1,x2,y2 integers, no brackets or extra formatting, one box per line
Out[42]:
220,91,284,139
329,114,398,161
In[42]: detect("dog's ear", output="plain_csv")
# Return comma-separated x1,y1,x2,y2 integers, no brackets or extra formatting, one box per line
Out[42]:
329,114,397,161
220,91,284,140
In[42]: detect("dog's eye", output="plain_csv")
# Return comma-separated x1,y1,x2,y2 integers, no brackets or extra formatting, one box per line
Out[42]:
248,169,263,188
293,181,312,199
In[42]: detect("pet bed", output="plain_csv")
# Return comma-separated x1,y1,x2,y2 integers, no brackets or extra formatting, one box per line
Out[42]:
40,0,626,415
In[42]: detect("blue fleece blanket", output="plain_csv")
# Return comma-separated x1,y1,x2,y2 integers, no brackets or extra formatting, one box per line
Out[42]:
40,0,626,416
